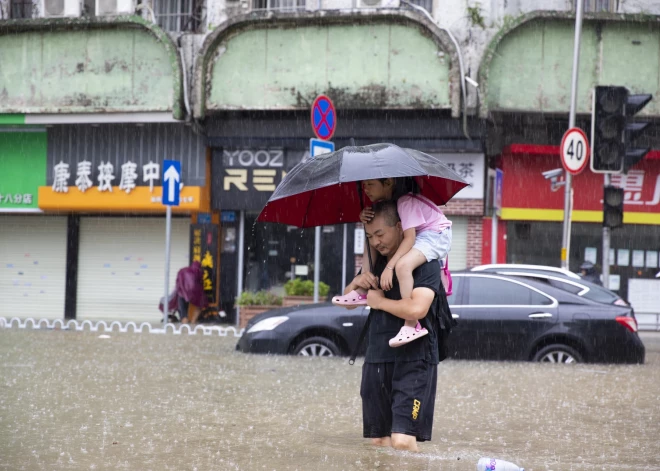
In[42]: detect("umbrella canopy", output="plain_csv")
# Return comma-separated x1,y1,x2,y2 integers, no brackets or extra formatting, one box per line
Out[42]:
257,143,470,228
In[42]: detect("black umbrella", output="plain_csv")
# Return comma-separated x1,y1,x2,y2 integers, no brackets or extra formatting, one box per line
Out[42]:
257,143,470,228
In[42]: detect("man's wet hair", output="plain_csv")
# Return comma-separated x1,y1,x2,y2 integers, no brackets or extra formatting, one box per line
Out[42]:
370,200,400,227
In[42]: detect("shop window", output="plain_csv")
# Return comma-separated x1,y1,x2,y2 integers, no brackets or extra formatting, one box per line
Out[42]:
514,223,531,241
10,0,34,17
582,0,617,12
406,0,432,14
251,0,304,11
153,0,203,32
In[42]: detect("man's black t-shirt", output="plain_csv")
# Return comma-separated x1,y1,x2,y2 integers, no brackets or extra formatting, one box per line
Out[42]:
364,255,441,364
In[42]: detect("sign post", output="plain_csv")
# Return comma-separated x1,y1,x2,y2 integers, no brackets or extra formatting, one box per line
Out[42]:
310,95,336,302
162,160,181,326
560,0,585,271
491,169,503,264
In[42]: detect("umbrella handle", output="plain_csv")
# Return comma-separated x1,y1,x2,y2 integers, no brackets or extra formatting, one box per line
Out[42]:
356,180,374,274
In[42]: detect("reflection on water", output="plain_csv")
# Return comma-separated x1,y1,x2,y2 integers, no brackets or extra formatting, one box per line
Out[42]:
1,330,659,470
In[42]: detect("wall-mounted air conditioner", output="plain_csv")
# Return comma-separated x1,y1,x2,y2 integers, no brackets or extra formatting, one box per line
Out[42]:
41,0,81,17
95,0,135,15
357,0,399,7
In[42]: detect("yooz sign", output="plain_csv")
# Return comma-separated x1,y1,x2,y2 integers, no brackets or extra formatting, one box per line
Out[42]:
560,128,590,175
223,150,284,167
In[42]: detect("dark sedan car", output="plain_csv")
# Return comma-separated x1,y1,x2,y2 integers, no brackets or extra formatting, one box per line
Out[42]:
236,302,369,357
236,272,645,364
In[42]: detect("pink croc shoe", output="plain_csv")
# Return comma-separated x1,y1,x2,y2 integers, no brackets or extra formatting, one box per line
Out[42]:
389,321,428,348
332,290,368,308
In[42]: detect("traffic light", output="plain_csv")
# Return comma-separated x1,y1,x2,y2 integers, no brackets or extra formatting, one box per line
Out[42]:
603,185,624,229
623,93,652,173
591,86,652,174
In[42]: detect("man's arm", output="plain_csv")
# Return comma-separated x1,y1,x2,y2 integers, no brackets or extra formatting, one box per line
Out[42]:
367,287,435,321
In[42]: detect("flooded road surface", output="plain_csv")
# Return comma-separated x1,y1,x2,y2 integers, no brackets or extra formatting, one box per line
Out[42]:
1,328,659,471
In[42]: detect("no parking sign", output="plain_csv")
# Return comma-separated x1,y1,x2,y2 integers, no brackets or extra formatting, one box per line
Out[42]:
311,95,336,141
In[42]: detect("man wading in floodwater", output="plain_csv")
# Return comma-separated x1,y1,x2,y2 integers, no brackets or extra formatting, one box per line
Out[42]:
342,200,451,452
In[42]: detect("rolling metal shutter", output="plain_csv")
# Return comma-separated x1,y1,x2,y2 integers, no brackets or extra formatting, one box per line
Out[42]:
76,217,190,322
0,215,67,319
448,216,468,270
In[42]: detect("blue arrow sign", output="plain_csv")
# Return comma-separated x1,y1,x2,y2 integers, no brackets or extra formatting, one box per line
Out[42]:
162,160,181,206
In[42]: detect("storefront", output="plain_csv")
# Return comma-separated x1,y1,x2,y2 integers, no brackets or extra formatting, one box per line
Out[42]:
0,129,69,319
208,111,486,322
496,144,660,304
211,145,350,323
36,124,212,322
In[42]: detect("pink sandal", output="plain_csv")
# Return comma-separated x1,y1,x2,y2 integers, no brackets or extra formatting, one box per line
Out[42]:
389,321,428,348
332,290,368,308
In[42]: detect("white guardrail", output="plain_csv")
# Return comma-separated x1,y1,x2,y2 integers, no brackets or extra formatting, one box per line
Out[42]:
636,312,660,332
0,317,245,337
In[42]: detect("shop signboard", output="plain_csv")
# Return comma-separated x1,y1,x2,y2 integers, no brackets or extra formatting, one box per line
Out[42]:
0,132,47,212
39,158,206,212
38,124,208,213
190,223,219,304
500,145,660,224
213,149,307,210
432,153,485,199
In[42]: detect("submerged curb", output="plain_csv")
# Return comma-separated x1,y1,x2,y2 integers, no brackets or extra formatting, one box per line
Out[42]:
0,317,244,337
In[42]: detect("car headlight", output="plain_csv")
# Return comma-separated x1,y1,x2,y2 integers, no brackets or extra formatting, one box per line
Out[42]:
246,316,289,334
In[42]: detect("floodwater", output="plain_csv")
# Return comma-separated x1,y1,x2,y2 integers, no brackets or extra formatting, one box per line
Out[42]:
1,328,659,471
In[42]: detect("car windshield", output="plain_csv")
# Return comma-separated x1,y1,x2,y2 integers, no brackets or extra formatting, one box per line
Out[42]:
580,284,622,304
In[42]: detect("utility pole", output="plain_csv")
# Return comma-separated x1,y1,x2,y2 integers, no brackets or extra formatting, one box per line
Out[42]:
561,0,584,270
602,175,611,288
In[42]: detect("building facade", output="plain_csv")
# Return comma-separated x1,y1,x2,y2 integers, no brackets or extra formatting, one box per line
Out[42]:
2,0,660,322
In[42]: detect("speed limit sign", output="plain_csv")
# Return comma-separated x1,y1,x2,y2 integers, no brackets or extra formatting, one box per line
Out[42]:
560,127,590,175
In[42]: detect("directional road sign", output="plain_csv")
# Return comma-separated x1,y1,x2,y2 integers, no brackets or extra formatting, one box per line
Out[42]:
162,160,181,206
311,95,336,141
560,127,590,175
310,138,335,158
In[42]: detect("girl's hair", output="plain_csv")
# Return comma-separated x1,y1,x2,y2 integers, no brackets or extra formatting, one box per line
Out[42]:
379,177,419,201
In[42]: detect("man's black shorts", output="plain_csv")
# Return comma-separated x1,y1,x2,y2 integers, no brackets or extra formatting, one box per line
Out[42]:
360,360,438,442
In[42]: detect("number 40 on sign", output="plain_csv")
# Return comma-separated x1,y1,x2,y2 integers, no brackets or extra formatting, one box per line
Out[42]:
560,127,590,175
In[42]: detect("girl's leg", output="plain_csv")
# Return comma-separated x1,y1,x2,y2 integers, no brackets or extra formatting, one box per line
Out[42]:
396,248,428,299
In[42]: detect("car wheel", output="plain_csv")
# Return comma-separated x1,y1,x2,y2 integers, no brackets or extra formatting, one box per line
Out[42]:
533,344,583,364
294,336,340,357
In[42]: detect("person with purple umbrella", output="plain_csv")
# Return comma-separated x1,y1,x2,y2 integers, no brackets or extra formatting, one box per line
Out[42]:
175,261,209,324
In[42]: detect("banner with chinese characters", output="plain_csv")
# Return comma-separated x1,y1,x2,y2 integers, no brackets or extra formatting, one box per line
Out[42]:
38,124,209,212
38,158,208,212
212,149,307,210
430,153,485,199
0,132,46,212
190,224,218,304
500,144,660,225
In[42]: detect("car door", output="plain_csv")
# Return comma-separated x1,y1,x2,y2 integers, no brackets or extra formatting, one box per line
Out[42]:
451,274,558,360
